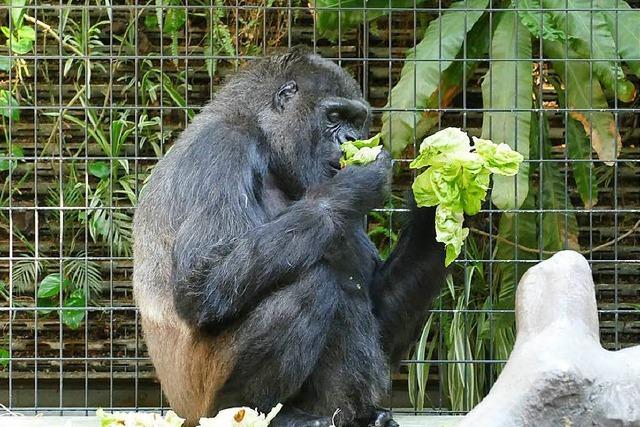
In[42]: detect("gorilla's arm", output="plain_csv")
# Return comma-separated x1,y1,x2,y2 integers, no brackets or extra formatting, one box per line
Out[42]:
369,200,446,368
171,157,389,331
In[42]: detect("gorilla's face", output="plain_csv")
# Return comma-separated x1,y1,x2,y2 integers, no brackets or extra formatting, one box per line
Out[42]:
264,53,371,198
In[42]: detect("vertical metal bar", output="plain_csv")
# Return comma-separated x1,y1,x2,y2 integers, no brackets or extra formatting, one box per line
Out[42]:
611,0,620,350
134,0,142,411
57,0,64,414
83,0,91,415
33,0,40,414
7,0,15,412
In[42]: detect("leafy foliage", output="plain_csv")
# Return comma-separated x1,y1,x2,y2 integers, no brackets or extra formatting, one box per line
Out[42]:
545,40,622,166
36,273,87,330
0,89,20,121
381,0,489,156
596,0,640,78
312,0,429,41
205,0,237,78
542,0,635,102
513,0,569,42
0,0,35,55
480,10,532,210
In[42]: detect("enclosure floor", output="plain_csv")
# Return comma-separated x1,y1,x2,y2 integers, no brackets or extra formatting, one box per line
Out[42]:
2,415,463,426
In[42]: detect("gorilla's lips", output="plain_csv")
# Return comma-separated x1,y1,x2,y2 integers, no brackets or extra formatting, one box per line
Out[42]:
329,160,342,172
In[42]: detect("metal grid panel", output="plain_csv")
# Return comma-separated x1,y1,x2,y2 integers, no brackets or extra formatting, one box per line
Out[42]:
0,0,638,417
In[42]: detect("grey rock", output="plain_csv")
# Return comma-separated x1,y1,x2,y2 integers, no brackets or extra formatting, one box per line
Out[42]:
458,251,640,427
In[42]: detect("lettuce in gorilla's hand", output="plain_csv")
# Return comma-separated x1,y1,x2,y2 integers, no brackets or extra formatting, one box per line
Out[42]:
410,128,524,266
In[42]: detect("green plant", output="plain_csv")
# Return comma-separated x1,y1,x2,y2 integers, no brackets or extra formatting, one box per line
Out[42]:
203,0,236,78
60,5,109,98
312,0,431,41
1,0,35,54
51,107,147,256
36,273,87,329
0,346,8,367
408,237,506,411
144,0,187,64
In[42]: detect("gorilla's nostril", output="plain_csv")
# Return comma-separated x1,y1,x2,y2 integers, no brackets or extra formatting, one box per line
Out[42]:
339,131,360,145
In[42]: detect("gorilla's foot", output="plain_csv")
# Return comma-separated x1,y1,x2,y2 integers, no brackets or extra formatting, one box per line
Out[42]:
355,408,399,427
270,407,333,427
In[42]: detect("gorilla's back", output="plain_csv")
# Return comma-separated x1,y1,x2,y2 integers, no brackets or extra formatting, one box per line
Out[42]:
132,140,234,426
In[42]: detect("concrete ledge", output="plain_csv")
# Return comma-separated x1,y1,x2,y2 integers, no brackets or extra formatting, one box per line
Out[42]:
0,415,464,426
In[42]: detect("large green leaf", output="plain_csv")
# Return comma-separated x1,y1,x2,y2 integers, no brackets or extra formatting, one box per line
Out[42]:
381,0,489,156
493,110,539,322
0,348,8,367
512,0,568,42
552,80,599,208
481,11,532,210
409,13,492,154
539,115,580,251
543,0,634,102
494,194,538,307
567,115,598,208
545,40,622,165
88,161,110,179
0,89,20,121
312,0,428,40
597,0,640,79
37,273,70,299
9,0,28,28
62,289,86,330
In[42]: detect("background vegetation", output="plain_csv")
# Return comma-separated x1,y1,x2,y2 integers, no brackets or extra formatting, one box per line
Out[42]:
0,0,638,413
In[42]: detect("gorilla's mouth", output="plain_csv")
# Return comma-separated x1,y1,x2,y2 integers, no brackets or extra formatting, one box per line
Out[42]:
329,160,341,173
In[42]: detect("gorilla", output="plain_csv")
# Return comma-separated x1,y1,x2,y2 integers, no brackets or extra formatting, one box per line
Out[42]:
133,46,445,427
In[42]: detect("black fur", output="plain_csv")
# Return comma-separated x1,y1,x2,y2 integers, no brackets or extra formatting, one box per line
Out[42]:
137,46,445,427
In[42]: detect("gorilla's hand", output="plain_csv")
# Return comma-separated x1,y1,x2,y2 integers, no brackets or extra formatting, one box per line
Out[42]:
309,150,391,220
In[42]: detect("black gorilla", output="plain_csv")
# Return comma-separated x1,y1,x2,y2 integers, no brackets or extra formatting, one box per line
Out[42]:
133,46,445,427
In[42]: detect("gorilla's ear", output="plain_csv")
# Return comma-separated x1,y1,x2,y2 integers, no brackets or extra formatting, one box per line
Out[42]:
273,80,298,112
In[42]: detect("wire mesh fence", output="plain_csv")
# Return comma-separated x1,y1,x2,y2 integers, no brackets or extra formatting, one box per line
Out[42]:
0,0,638,418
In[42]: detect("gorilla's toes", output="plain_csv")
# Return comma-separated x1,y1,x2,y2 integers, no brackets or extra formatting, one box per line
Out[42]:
366,409,397,427
384,419,399,427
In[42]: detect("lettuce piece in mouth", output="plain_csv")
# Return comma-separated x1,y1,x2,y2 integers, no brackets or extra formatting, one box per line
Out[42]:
340,133,383,167
410,128,524,266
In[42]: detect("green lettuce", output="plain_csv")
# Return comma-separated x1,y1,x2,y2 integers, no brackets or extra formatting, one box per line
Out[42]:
410,128,524,266
340,133,383,167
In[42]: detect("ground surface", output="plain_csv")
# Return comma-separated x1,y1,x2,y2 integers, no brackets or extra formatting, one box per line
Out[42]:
2,415,462,426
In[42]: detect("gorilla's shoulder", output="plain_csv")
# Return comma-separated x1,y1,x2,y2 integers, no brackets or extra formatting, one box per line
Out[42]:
157,114,267,185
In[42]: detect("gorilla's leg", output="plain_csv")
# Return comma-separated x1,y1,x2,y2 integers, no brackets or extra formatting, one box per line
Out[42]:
290,293,396,427
211,265,338,427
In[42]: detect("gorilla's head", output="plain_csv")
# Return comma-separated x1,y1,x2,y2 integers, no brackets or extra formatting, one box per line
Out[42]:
215,46,371,198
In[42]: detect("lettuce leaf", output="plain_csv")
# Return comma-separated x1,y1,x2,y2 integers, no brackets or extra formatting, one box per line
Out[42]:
96,408,185,427
411,128,524,266
340,133,383,166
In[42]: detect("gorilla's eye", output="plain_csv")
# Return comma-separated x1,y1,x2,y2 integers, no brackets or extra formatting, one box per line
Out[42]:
327,111,342,123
